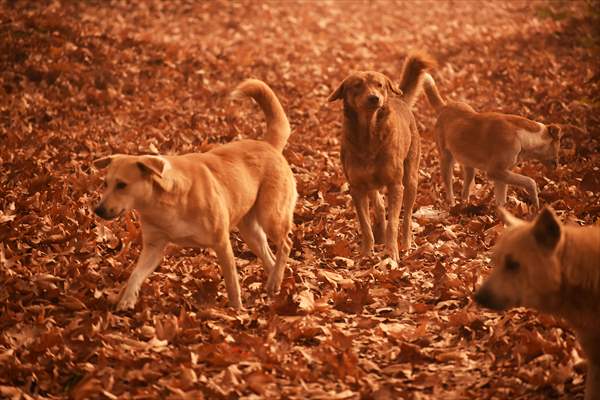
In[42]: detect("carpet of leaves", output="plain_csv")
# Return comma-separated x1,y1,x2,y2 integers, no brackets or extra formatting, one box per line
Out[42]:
1,1,600,399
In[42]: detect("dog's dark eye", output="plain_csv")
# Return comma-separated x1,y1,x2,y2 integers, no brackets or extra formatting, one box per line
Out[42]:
377,82,384,88
115,181,127,190
505,255,520,272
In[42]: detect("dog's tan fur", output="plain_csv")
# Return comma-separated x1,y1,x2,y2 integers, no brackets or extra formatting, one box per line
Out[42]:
328,53,435,261
475,207,600,399
423,74,562,208
94,79,297,310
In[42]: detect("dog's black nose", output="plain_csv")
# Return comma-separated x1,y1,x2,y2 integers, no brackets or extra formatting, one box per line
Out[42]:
473,289,490,307
474,288,505,311
367,95,380,105
94,205,107,218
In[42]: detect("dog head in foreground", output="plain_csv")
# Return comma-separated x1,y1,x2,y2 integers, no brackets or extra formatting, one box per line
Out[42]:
328,71,402,112
93,155,173,220
475,207,565,313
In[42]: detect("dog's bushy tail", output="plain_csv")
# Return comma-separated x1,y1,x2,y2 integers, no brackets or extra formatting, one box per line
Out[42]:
231,79,291,152
398,51,437,108
423,73,445,113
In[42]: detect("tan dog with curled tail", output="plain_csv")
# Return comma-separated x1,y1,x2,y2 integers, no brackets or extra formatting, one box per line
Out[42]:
94,79,297,310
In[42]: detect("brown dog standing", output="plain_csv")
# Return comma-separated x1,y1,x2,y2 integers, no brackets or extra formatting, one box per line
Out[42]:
94,79,297,310
475,207,600,399
328,53,434,261
423,74,561,208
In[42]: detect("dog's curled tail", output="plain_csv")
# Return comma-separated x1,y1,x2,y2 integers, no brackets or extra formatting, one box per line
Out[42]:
423,73,445,113
398,51,437,108
231,79,291,152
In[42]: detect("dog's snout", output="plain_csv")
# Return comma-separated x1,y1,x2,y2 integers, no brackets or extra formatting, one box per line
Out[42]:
367,94,380,105
474,287,505,311
474,289,490,307
94,204,107,219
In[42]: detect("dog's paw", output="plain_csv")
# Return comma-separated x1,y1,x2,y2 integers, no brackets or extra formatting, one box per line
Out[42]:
360,243,374,257
116,295,137,311
265,278,280,297
228,299,243,310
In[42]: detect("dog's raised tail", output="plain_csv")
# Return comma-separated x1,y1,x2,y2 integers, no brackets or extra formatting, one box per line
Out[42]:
423,73,445,113
398,51,437,108
231,79,291,152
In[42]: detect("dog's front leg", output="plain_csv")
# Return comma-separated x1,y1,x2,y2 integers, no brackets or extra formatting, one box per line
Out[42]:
214,240,243,309
117,240,166,311
351,189,374,257
493,181,508,207
369,191,386,244
386,183,404,262
490,170,539,208
461,166,475,202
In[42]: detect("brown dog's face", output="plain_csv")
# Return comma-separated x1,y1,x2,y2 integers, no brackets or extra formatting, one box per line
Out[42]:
93,155,168,220
328,71,401,111
475,207,564,313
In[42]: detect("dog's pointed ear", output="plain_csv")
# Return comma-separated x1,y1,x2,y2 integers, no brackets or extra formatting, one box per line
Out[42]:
547,124,562,141
136,156,166,177
532,207,562,251
93,156,114,169
497,207,523,227
137,156,174,192
386,77,403,96
328,80,346,102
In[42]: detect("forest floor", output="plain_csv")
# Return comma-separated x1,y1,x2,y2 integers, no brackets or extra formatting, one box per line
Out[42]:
1,1,599,399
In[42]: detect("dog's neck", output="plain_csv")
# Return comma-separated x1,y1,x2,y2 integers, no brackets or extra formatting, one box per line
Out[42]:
343,104,387,144
555,226,600,329
516,124,551,160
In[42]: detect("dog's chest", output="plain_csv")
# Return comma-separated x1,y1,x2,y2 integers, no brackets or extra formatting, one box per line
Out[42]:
143,215,214,248
341,148,396,189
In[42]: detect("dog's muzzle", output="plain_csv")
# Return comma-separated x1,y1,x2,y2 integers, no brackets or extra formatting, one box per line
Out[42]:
474,287,507,311
367,95,380,107
94,204,113,220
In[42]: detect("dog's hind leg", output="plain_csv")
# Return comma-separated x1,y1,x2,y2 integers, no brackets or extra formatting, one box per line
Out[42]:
261,201,294,295
238,211,276,274
461,166,475,202
117,239,167,311
489,169,538,208
351,189,375,257
369,190,386,245
265,229,293,295
440,150,455,206
213,238,243,309
255,170,296,295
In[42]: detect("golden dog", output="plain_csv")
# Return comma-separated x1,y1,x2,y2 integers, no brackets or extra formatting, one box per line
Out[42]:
328,52,435,261
94,79,297,310
423,74,561,208
475,207,600,399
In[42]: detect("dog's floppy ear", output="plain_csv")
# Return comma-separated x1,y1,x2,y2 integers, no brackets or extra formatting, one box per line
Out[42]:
328,80,346,102
93,156,114,169
532,207,562,251
386,77,402,96
547,124,562,141
497,207,523,227
136,156,174,192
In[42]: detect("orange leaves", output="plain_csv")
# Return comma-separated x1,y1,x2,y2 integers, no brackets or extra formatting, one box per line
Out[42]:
1,0,597,398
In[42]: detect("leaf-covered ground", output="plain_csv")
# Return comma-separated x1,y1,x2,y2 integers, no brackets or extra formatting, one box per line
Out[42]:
1,1,599,399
